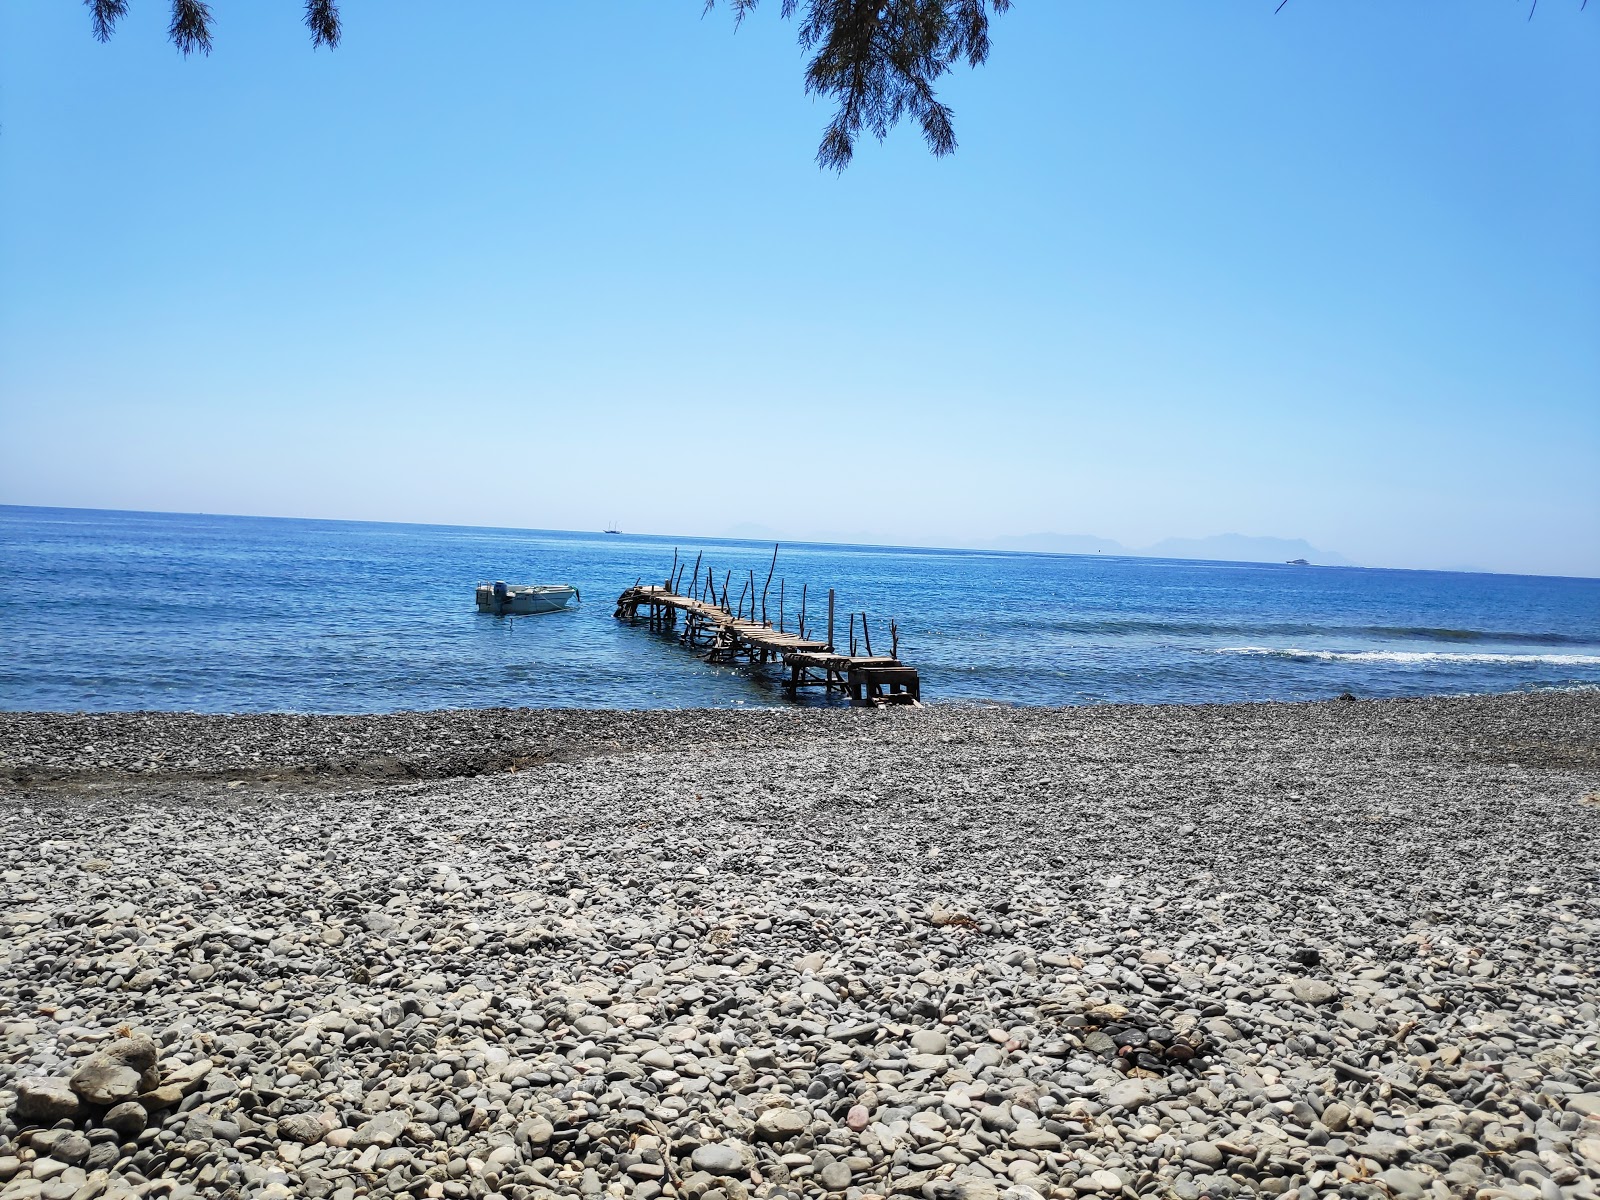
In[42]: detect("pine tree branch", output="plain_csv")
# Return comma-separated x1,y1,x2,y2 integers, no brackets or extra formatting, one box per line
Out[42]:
86,0,130,43
305,0,341,48
168,0,213,56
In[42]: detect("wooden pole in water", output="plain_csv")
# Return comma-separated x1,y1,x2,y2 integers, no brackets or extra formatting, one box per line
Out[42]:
761,543,778,626
720,571,731,611
747,569,756,621
779,579,785,632
862,612,873,657
828,589,835,651
849,613,857,656
891,619,899,660
667,548,678,592
706,566,716,603
689,552,702,599
736,578,748,619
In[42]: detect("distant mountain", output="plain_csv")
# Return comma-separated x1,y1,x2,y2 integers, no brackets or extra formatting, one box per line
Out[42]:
977,531,1352,566
723,522,782,541
982,532,1127,555
1141,534,1352,566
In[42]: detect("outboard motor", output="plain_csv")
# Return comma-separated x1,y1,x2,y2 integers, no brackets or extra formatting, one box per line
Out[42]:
492,580,509,612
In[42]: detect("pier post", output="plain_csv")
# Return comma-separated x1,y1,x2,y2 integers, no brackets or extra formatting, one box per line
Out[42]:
761,543,778,626
827,589,835,651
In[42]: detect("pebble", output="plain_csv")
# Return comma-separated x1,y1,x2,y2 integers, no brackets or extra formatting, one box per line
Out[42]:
1,692,1597,1200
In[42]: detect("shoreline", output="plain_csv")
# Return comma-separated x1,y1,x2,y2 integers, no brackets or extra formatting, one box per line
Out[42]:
3,689,1597,789
2,690,1597,1200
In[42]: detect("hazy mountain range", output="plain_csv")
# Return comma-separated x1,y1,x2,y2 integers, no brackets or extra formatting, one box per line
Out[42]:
722,523,1353,566
980,532,1352,566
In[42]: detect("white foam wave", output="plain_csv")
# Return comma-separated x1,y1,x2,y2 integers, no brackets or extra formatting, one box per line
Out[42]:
1215,646,1600,667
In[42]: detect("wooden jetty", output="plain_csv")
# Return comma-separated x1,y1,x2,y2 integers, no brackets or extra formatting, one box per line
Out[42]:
614,549,920,706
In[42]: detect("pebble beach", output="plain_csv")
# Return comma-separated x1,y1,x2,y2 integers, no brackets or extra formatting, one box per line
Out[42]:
2,691,1599,1200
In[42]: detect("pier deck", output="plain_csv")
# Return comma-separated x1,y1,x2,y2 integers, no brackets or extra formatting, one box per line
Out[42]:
614,581,920,706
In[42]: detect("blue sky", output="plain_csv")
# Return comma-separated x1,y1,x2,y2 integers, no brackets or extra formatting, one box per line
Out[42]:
1,1,1596,576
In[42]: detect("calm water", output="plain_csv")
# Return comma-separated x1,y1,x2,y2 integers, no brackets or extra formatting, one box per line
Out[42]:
3,506,1598,713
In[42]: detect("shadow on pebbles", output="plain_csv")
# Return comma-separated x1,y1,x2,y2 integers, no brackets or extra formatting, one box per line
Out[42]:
1,691,1598,1200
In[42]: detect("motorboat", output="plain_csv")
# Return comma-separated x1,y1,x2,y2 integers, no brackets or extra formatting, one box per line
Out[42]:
475,582,580,615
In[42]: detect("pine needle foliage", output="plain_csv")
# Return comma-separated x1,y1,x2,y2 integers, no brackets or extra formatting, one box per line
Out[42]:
709,0,1011,170
81,0,1009,168
84,0,343,54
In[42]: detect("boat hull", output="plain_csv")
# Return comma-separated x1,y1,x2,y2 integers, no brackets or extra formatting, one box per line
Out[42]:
476,584,579,615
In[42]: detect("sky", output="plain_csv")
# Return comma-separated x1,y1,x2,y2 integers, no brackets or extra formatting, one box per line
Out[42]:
1,2,1597,577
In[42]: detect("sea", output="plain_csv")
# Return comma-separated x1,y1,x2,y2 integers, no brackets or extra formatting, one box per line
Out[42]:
3,506,1598,713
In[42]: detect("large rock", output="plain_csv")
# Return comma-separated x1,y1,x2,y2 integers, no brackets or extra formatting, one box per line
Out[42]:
30,1129,91,1165
347,1111,406,1149
69,1034,162,1106
69,1058,142,1107
690,1141,747,1176
276,1112,329,1145
1185,1142,1225,1168
1107,1079,1152,1110
1009,1126,1062,1151
12,1077,82,1124
1291,978,1339,1006
103,1102,148,1138
1376,1168,1430,1199
754,1108,808,1142
105,1034,160,1072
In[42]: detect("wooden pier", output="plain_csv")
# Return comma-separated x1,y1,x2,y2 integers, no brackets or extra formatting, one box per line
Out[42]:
614,550,920,706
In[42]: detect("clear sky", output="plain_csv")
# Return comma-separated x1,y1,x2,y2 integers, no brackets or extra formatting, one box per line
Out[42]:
1,2,1596,576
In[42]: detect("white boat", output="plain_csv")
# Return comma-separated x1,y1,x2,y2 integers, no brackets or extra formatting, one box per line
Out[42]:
476,582,580,615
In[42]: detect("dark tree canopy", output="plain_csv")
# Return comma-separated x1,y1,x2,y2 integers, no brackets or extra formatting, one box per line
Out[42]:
83,0,1007,170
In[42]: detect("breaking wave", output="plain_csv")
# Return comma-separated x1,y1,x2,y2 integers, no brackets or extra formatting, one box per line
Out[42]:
1215,647,1600,667
1010,617,1599,645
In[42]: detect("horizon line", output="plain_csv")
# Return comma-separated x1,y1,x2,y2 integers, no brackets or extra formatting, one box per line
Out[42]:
3,502,1597,583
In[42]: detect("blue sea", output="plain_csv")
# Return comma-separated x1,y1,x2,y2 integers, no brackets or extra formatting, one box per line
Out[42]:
2,506,1597,713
